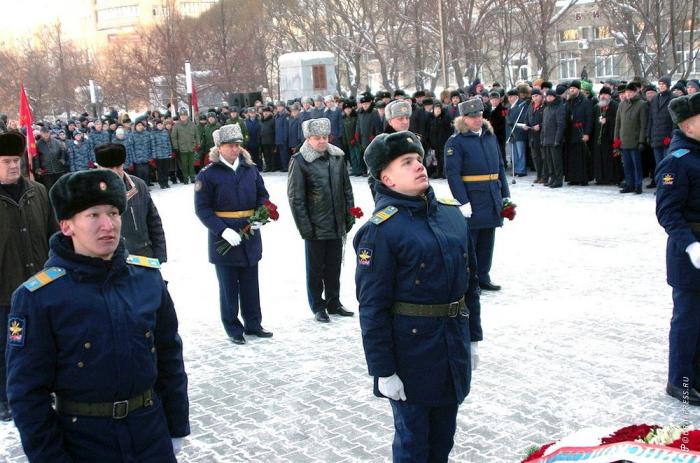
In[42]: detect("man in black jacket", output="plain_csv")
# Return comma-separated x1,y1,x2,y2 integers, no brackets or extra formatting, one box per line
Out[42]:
288,118,356,323
35,127,67,191
95,143,167,262
541,86,568,188
647,76,676,188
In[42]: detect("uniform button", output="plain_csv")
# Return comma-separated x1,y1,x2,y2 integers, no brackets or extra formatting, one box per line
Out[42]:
145,331,151,338
411,328,418,334
151,347,156,353
420,263,425,269
415,279,420,285
463,253,468,259
71,417,78,423
84,342,91,349
77,361,85,368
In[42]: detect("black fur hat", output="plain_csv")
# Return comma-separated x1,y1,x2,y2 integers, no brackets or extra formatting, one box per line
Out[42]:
95,143,127,168
0,132,26,156
669,92,700,124
364,131,424,179
50,169,126,220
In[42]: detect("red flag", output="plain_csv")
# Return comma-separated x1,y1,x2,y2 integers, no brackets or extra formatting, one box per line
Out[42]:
191,77,199,118
18,84,37,174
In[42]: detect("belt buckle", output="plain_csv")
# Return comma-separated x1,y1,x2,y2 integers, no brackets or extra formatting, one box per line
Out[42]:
112,400,129,419
447,302,459,318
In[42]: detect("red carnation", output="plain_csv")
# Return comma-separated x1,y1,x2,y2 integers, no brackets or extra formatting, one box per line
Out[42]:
601,424,660,445
350,206,364,219
663,136,671,147
501,109,509,117
522,442,555,462
612,138,622,149
574,122,583,129
668,430,700,451
501,198,517,221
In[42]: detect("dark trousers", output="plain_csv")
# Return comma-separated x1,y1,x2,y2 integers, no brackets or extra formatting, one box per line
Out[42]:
621,148,643,189
531,144,545,180
653,147,668,167
544,145,564,184
38,172,64,192
304,239,342,313
261,144,275,172
470,227,496,284
669,288,700,388
214,264,263,338
248,145,262,169
277,144,290,171
0,305,8,402
134,162,150,185
390,401,458,463
156,158,170,187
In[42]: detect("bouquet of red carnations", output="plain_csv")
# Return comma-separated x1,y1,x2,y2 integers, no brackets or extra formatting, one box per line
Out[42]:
501,198,517,221
216,201,279,255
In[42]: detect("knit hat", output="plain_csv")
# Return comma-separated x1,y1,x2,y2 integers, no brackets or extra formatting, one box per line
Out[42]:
50,169,126,220
302,118,331,138
659,76,672,87
0,132,26,156
94,143,127,167
363,131,424,179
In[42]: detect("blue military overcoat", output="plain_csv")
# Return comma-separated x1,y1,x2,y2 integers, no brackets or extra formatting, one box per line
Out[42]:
444,122,510,230
353,183,483,407
656,129,700,290
194,155,270,267
6,234,189,463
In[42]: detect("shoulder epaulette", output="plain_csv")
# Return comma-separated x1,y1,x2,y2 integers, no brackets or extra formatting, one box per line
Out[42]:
437,197,460,206
672,149,690,158
126,255,161,269
23,267,66,292
370,206,398,225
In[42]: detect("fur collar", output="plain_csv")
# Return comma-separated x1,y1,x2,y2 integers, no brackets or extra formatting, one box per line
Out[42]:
299,140,345,163
454,117,494,135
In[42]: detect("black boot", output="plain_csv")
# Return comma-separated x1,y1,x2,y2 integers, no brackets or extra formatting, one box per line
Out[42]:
0,401,12,421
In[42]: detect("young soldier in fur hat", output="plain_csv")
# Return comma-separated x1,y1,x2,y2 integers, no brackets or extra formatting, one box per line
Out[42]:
355,130,482,462
288,118,356,323
6,168,190,460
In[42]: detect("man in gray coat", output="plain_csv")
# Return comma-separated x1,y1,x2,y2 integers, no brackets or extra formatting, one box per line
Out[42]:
288,118,356,323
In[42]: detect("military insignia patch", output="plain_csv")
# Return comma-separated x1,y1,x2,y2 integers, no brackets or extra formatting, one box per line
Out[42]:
194,180,203,192
8,317,25,347
446,147,454,156
400,106,409,113
437,197,460,206
23,267,66,292
662,173,674,185
358,248,372,267
126,255,161,269
672,149,689,158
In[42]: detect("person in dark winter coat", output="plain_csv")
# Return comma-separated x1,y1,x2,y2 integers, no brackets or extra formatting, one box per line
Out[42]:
88,120,111,147
259,107,276,172
565,81,594,185
426,102,453,178
324,96,344,147
445,98,510,291
354,130,482,463
487,91,508,167
647,76,676,188
356,96,378,157
341,102,362,175
0,132,58,422
505,89,529,176
7,168,189,462
592,87,623,185
541,87,568,188
274,102,290,171
524,89,546,182
287,105,304,156
195,124,273,345
287,118,356,323
244,109,262,167
35,127,67,191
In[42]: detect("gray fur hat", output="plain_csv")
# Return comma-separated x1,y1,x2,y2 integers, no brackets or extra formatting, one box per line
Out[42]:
385,100,412,120
213,124,244,146
302,118,331,138
458,98,484,116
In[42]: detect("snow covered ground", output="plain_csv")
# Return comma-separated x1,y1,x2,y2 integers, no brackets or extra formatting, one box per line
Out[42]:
1,172,697,462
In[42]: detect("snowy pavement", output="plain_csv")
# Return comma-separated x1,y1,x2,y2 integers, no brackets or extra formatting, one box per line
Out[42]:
1,172,697,462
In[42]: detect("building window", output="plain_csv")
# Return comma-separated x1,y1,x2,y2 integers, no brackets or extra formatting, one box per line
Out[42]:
510,57,529,83
312,65,327,91
594,50,620,77
676,47,700,74
595,26,612,40
559,29,579,42
559,51,580,79
96,5,139,23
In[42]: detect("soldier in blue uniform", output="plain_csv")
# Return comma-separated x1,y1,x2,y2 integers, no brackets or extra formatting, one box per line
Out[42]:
354,131,482,463
194,124,273,345
6,169,190,462
655,92,700,405
445,98,511,291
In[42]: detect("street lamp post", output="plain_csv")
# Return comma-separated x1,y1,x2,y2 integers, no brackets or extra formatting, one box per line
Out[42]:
185,60,193,121
89,79,97,118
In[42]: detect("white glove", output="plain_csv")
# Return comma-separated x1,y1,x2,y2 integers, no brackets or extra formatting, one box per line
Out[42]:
250,221,263,230
378,373,407,401
686,242,700,269
460,203,473,218
221,228,242,247
171,437,183,455
471,342,480,371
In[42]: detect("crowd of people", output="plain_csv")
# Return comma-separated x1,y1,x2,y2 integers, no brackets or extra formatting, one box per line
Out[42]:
0,74,694,195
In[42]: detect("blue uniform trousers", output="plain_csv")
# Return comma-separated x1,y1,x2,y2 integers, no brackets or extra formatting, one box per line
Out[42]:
214,264,263,337
653,147,668,166
621,148,643,189
470,227,495,284
305,239,342,313
0,305,7,402
277,144,290,171
390,400,458,463
670,288,700,388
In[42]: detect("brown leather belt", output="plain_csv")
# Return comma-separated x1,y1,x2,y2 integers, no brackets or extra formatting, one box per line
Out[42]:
55,389,154,419
392,297,466,317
